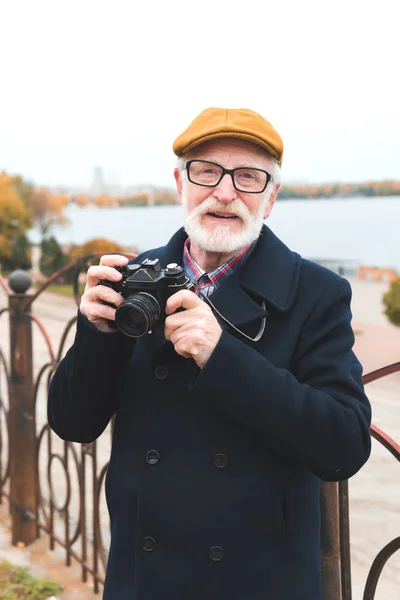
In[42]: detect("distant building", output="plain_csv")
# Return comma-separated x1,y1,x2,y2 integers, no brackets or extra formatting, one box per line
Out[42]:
309,260,399,282
358,266,399,284
91,166,106,196
309,259,359,277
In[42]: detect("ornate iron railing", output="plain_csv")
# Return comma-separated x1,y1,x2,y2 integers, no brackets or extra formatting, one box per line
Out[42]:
0,262,399,598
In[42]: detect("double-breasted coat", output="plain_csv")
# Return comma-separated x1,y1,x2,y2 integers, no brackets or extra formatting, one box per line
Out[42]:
48,225,371,600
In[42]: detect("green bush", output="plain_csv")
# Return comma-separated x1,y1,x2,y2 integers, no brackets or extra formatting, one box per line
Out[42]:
39,236,68,278
0,232,32,271
383,279,400,326
11,232,32,270
0,561,62,599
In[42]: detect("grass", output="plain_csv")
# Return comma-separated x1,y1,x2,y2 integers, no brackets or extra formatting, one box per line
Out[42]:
42,284,77,297
31,283,83,298
0,561,62,599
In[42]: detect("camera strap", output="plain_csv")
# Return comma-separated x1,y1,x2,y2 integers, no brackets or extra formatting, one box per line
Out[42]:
189,282,267,343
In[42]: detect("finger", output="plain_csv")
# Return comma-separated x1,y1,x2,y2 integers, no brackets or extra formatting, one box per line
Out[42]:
166,315,213,348
99,254,129,267
165,289,202,315
84,301,117,323
164,308,204,340
164,309,194,328
89,284,125,307
173,338,200,360
86,265,124,289
168,325,192,346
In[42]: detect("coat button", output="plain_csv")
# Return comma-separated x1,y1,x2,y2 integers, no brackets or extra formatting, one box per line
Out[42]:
213,453,228,468
154,366,169,380
209,545,224,561
143,536,156,552
146,450,160,465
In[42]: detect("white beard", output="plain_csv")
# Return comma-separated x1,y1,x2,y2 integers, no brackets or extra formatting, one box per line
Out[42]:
182,182,271,255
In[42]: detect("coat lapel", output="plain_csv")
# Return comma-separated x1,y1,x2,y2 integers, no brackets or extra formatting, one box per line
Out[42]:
237,225,302,314
145,224,302,346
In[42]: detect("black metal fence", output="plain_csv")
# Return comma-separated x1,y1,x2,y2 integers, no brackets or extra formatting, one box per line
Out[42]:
0,264,399,598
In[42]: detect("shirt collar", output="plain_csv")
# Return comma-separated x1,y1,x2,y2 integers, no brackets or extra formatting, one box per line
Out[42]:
183,238,255,288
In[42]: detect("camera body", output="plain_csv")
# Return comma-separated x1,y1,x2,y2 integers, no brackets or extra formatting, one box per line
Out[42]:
104,258,189,337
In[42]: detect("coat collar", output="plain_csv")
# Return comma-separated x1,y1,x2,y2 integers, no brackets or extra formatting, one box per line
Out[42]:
156,224,301,320
140,225,302,352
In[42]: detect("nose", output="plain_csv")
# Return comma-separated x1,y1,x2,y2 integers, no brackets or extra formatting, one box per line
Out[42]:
213,173,238,203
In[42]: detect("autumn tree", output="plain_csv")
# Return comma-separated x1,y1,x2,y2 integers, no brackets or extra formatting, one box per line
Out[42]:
119,193,149,207
0,234,12,268
383,280,400,327
0,173,32,268
154,191,179,205
9,174,35,208
0,173,32,233
29,187,70,238
74,194,91,207
69,238,126,264
93,195,119,207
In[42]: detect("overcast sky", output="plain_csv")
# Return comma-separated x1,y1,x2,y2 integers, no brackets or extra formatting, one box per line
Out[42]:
1,0,399,188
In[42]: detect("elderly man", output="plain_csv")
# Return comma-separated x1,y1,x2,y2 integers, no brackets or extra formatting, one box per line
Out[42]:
48,107,371,600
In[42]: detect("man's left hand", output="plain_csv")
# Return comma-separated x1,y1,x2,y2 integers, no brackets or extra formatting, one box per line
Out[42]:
164,290,222,369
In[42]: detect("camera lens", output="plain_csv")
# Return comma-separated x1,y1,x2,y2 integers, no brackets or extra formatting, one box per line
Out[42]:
115,293,161,337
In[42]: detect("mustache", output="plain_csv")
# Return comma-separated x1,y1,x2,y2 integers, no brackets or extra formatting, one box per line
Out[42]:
189,196,251,220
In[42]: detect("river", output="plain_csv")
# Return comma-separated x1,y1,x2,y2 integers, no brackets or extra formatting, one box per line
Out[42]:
28,196,400,270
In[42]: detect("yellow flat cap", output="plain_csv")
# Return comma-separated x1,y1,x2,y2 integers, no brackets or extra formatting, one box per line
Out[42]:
173,107,284,164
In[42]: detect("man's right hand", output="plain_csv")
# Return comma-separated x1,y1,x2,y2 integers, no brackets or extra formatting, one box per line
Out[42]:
80,254,129,332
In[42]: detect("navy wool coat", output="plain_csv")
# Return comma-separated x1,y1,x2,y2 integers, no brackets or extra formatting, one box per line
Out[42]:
48,225,371,600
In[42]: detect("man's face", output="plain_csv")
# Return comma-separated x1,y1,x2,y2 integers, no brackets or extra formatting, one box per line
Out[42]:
174,138,279,256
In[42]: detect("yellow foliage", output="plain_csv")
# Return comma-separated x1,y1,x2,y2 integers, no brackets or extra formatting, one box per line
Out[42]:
0,177,32,236
74,194,90,207
0,172,10,186
30,187,70,236
0,233,12,261
51,194,70,209
94,195,119,207
69,237,125,261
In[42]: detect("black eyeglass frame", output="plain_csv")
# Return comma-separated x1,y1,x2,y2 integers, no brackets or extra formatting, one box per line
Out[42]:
185,159,272,194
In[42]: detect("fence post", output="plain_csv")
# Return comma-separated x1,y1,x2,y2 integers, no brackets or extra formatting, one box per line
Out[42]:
8,270,37,545
320,480,342,599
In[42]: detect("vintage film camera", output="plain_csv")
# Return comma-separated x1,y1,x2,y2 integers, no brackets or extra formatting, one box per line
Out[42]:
102,258,190,337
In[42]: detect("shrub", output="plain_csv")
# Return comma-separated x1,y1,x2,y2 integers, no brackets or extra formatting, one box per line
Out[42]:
0,232,31,271
10,232,32,270
68,237,125,264
39,236,68,277
0,560,62,599
383,279,400,326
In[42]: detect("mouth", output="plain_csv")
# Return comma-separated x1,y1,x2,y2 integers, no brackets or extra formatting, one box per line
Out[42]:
206,212,239,220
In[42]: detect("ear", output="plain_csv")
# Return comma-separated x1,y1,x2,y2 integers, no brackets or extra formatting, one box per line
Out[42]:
174,168,183,198
263,184,280,219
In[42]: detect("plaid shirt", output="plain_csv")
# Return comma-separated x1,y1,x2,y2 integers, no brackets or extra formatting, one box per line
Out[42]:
183,238,255,297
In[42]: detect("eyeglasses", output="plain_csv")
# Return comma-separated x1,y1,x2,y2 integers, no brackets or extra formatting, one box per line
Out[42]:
185,160,271,194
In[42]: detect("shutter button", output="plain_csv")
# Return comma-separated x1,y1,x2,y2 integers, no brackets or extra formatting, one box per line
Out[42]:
209,545,224,561
143,536,156,552
146,450,160,465
213,453,228,469
154,366,169,380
